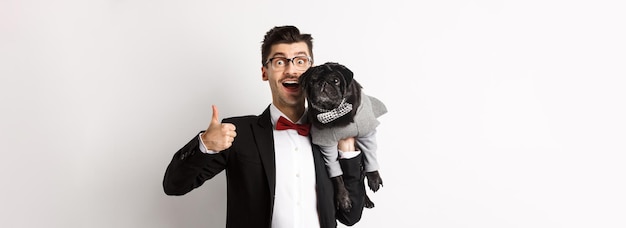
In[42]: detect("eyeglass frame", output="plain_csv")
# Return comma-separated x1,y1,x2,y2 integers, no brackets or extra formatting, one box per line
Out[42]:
264,56,312,71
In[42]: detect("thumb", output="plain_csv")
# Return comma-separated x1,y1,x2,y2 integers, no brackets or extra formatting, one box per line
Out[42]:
211,105,220,125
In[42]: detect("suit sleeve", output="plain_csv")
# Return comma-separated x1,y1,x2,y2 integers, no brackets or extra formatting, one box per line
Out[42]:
162,132,228,195
336,153,366,226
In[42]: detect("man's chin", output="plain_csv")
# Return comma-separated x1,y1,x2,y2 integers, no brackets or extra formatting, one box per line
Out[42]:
285,94,305,105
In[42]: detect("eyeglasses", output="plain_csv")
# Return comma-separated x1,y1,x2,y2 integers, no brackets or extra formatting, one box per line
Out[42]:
264,56,312,71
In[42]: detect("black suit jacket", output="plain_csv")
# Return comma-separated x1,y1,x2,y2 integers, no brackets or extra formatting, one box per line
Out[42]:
163,106,365,228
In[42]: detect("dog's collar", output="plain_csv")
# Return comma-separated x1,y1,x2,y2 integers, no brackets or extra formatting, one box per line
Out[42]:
313,98,353,124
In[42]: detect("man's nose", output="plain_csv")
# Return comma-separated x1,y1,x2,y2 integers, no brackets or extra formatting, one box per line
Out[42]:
284,61,298,74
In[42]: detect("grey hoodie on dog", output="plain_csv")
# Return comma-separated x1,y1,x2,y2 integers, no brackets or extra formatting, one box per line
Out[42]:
310,91,387,177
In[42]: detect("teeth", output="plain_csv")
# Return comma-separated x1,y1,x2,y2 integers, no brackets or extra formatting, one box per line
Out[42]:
283,81,298,85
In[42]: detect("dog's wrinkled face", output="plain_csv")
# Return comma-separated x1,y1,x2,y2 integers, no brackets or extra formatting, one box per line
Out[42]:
300,62,353,111
299,62,361,127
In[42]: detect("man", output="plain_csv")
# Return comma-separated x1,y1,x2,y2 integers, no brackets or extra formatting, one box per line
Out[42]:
163,25,366,228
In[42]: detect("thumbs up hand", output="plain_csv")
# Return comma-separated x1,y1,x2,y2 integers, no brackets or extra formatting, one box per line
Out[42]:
201,105,237,152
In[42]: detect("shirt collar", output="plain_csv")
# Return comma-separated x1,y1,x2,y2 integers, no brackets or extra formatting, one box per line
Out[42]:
269,103,308,126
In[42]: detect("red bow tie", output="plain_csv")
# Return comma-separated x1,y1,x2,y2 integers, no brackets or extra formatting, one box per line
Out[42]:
276,116,311,136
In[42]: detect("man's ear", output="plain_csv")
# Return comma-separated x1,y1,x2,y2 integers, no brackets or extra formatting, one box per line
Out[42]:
261,66,268,81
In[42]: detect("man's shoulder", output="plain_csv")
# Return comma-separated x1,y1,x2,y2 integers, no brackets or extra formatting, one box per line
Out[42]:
222,105,271,126
223,115,259,123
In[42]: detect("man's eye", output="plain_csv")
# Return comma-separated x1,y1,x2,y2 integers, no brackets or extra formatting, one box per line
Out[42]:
275,59,285,65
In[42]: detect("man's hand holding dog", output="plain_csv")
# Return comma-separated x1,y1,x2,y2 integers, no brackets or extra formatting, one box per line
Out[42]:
201,105,237,152
338,137,357,152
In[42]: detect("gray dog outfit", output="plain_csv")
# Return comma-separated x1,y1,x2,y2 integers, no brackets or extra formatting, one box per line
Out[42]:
310,91,388,177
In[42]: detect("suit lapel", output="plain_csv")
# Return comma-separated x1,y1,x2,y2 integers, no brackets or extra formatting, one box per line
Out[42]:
253,107,276,199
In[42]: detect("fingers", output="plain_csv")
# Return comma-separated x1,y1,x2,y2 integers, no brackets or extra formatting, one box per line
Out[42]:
337,137,357,152
220,123,237,138
211,123,237,151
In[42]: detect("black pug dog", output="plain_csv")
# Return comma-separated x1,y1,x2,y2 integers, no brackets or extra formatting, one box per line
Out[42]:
299,62,387,211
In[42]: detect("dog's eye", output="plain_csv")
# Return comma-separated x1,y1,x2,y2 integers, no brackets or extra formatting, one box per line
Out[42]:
333,78,340,85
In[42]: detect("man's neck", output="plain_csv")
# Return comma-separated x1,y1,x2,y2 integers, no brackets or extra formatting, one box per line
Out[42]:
275,105,305,123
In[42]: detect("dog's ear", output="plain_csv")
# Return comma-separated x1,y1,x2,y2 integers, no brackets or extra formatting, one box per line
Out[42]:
299,66,315,89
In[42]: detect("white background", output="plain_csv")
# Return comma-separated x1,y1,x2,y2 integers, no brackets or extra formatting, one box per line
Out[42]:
1,0,625,227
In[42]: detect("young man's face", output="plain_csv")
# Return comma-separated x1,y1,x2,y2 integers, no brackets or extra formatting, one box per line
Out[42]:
261,42,312,111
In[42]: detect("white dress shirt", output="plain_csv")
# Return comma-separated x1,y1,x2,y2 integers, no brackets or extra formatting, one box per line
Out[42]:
268,105,319,228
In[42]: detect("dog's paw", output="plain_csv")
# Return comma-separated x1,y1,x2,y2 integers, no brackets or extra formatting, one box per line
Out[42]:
336,190,352,212
332,176,352,212
364,194,375,209
366,171,383,192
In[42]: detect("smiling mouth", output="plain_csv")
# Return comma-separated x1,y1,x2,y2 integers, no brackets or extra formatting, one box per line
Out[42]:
282,81,300,89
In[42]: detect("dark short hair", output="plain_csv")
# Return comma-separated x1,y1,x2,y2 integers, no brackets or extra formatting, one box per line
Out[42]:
261,25,314,66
